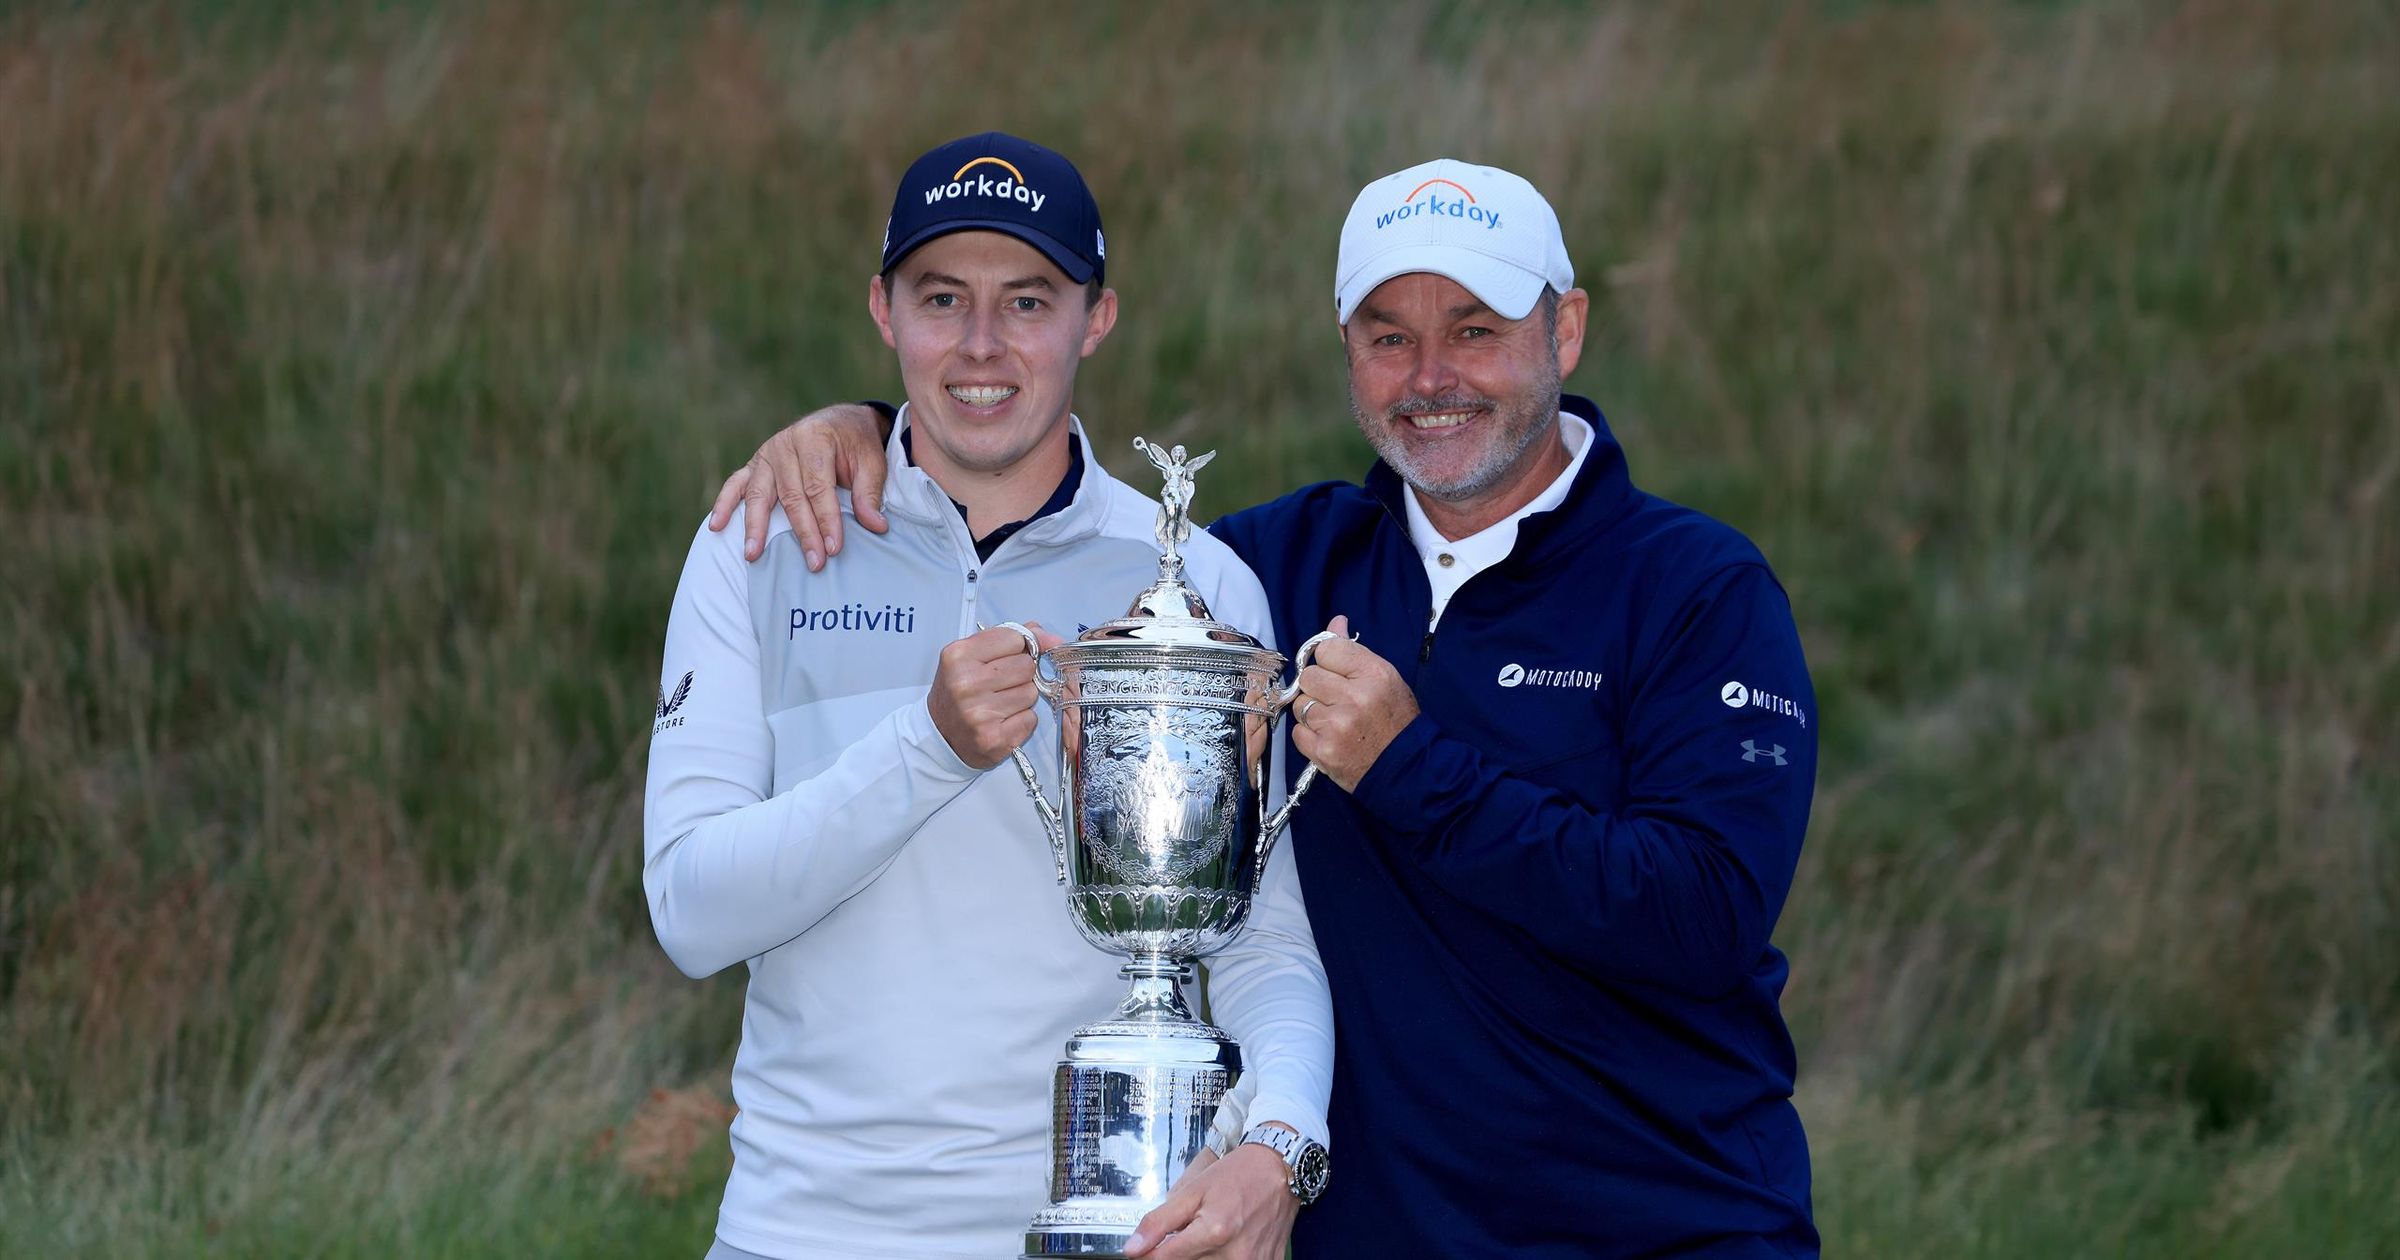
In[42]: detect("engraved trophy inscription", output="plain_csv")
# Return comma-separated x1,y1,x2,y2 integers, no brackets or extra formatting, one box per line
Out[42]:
1000,439,1334,1258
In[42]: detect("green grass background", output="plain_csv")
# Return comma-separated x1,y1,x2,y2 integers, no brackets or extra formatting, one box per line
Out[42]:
3,1,2395,1254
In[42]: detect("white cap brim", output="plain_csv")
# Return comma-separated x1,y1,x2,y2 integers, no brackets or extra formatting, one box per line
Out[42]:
1336,245,1549,325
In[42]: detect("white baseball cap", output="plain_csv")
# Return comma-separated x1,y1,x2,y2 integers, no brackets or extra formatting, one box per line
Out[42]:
1334,158,1574,325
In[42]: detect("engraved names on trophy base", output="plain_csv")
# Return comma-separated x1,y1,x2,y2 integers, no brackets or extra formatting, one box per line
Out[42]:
1046,1060,1227,1205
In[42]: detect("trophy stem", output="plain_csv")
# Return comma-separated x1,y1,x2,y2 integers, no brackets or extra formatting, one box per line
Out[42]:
1113,955,1199,1026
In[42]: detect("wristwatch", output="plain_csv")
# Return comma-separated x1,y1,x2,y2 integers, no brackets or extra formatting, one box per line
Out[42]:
1239,1124,1331,1206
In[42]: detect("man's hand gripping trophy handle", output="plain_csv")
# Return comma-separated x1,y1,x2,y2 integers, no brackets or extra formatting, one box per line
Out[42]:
989,621,1070,883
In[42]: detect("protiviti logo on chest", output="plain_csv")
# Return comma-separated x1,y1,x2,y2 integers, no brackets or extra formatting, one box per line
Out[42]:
1373,177,1501,232
790,603,918,638
924,156,1046,213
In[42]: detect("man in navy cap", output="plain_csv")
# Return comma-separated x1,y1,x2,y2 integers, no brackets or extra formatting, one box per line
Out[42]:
709,156,1823,1258
644,133,1333,1260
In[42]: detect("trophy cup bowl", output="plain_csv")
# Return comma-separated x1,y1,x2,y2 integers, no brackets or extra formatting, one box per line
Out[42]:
1000,440,1332,1258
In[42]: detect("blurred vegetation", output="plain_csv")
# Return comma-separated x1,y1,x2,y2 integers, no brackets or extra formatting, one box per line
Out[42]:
2,1,2395,1254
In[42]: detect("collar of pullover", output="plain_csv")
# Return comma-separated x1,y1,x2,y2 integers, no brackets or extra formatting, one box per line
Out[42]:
882,404,1110,556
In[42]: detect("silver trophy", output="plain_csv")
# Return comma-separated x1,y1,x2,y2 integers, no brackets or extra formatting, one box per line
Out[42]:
1000,439,1333,1258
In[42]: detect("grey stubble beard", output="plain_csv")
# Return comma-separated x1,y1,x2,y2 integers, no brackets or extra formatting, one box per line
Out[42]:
1347,348,1562,506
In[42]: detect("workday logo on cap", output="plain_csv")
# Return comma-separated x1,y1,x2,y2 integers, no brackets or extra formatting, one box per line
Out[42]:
924,155,1050,214
1335,157,1575,325
1370,174,1504,232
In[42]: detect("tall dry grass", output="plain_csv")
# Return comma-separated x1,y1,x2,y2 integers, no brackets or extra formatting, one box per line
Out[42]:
2,2,2395,1254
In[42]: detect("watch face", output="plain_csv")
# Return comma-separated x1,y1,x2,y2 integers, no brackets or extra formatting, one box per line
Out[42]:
1294,1143,1331,1203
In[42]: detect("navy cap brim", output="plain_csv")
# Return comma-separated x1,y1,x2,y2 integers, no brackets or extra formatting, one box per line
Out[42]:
882,220,1099,286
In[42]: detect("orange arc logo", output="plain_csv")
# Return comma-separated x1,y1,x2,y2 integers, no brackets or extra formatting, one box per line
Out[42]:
954,156,1027,183
1404,178,1476,204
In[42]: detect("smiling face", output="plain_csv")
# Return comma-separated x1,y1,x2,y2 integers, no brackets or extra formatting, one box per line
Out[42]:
1342,271,1589,532
869,230,1116,495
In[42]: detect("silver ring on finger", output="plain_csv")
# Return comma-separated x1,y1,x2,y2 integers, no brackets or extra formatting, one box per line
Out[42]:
1298,697,1319,725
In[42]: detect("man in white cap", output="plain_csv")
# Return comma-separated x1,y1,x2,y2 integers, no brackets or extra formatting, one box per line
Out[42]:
715,159,1822,1258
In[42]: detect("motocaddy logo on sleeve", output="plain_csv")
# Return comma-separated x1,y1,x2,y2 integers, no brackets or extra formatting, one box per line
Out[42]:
1721,679,1808,728
923,156,1047,213
1373,177,1501,231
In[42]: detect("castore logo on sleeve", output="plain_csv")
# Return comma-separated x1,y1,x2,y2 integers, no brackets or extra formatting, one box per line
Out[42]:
654,670,693,733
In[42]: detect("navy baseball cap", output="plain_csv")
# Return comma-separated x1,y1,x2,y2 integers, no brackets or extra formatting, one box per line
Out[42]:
880,132,1106,285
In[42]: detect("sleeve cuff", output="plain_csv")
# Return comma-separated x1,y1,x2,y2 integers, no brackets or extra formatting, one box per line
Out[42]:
1346,711,1445,832
896,694,982,782
1238,1089,1330,1151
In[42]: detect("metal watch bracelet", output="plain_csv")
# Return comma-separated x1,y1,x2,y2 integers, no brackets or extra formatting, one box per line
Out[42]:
1239,1123,1331,1206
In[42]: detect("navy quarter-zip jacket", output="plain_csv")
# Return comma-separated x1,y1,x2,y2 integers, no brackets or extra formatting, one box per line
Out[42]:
1210,395,1819,1258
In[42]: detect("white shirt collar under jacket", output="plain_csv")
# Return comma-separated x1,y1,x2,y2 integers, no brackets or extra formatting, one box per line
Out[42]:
1403,410,1592,630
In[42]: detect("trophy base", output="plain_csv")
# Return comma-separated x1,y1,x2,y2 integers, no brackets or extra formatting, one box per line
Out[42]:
1025,961,1239,1259
1022,1205,1138,1258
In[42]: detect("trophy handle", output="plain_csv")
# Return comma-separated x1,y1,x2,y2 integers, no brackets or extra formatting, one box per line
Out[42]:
995,621,1070,884
1257,630,1342,881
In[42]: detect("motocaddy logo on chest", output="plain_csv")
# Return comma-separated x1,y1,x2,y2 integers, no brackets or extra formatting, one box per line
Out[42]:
1373,177,1502,232
1497,662,1603,692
